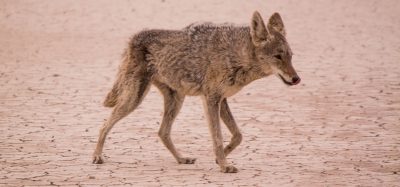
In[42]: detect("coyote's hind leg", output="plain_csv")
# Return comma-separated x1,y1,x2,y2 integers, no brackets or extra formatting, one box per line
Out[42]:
93,78,150,164
156,83,196,164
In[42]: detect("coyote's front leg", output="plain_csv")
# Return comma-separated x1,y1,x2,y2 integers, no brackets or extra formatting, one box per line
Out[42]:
220,98,243,156
203,94,238,173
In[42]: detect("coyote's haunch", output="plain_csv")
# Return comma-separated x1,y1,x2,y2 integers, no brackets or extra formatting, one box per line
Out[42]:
93,11,301,173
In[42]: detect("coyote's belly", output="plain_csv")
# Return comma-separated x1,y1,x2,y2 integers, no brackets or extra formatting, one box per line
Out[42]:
150,52,209,96
152,60,246,97
154,72,205,96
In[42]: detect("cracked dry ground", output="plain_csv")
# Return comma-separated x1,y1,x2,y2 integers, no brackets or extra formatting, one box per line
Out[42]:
0,0,399,186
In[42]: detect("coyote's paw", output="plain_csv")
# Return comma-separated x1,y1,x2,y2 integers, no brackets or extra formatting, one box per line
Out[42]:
178,157,197,164
221,165,238,173
92,155,104,164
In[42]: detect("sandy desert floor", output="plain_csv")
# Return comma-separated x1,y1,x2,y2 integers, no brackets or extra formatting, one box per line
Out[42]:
1,0,399,186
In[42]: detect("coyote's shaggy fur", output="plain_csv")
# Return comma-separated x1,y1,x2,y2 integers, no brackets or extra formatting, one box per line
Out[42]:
93,11,301,173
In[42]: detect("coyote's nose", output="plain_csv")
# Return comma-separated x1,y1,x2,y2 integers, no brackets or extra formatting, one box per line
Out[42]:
292,76,301,85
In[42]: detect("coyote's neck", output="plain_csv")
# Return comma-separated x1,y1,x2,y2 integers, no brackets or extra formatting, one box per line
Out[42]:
232,61,269,87
232,33,270,86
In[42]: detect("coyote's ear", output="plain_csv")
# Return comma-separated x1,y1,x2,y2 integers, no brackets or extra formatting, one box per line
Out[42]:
250,11,269,46
267,12,286,36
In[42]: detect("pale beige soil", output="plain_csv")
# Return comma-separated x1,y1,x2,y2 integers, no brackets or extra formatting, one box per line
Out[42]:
0,0,399,186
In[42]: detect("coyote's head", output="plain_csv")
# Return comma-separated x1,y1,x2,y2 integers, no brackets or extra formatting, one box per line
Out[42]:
250,11,301,86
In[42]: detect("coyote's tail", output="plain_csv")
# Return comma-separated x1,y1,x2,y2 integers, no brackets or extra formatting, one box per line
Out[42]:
103,52,129,108
103,82,120,107
103,41,148,108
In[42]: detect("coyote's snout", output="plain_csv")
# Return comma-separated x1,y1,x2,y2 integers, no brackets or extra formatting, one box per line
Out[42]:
93,11,301,173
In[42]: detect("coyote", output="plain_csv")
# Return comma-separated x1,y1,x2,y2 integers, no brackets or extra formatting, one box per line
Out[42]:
93,11,300,173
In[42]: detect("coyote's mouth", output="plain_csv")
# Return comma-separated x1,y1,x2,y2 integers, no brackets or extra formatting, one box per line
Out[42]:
278,74,294,86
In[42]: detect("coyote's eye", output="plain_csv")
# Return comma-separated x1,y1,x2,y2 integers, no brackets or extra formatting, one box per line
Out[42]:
274,55,282,60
